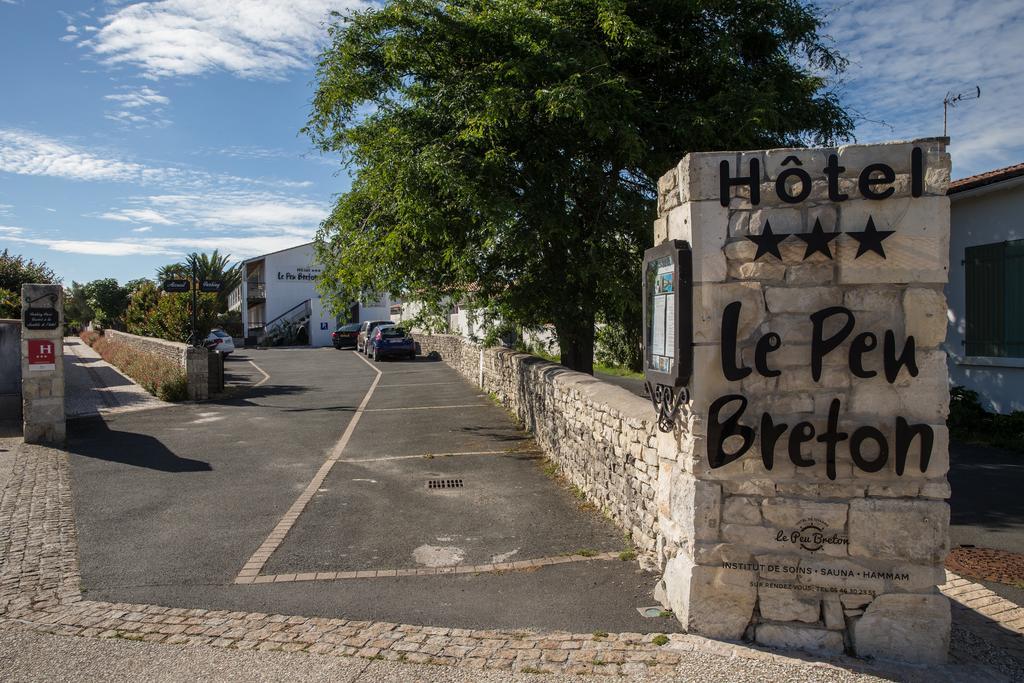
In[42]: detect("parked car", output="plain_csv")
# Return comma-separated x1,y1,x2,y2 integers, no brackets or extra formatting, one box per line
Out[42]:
204,329,235,356
331,322,361,349
369,326,416,361
356,320,394,353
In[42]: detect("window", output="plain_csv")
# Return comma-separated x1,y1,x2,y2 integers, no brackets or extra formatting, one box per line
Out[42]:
965,240,1024,357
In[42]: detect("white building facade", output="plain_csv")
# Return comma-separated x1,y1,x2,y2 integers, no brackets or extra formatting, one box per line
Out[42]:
945,163,1024,413
228,242,390,348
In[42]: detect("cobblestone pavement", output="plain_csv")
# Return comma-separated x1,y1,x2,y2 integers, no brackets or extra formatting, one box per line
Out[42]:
947,546,1024,586
64,337,167,418
0,440,1019,681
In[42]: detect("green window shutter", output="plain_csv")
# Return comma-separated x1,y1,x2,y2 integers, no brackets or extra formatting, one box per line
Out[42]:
965,243,1005,357
1005,240,1024,358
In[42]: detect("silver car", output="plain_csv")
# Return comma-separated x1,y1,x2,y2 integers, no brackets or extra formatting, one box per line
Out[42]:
356,320,393,354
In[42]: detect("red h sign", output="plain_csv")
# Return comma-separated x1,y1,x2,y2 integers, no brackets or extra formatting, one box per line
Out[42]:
28,339,57,372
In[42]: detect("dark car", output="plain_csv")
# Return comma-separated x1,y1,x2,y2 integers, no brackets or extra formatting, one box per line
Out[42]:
357,320,394,354
331,322,361,349
369,326,416,361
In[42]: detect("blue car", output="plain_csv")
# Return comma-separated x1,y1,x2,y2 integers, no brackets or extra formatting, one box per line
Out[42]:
369,326,416,361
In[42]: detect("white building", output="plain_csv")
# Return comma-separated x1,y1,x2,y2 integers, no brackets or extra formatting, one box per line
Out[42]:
945,163,1024,413
227,242,390,348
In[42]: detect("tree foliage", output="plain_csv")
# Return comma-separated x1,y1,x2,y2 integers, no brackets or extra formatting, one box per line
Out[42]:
125,280,218,343
86,278,132,329
305,0,853,372
0,249,59,317
64,282,95,326
156,250,241,313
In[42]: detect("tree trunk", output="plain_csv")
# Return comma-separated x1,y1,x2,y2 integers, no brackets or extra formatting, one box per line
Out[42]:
556,310,595,375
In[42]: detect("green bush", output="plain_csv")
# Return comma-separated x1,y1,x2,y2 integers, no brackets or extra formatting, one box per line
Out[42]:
595,320,642,372
948,386,1024,452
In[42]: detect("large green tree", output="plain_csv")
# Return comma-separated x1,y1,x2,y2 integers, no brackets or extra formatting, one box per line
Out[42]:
305,0,852,373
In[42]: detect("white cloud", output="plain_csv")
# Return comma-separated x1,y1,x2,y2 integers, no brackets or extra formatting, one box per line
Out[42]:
0,128,151,183
0,225,23,235
105,86,169,108
104,86,172,128
0,127,317,190
99,208,175,225
134,191,327,231
825,0,1024,176
131,226,153,233
84,0,368,79
8,233,313,259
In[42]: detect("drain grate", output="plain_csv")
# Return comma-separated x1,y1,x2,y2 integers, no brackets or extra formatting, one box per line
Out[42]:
427,479,464,490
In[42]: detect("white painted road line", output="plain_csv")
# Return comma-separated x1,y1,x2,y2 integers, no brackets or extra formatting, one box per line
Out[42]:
363,403,489,412
339,449,542,464
247,360,271,387
376,381,466,388
235,351,382,581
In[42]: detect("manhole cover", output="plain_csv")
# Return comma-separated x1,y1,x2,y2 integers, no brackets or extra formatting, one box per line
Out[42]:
427,479,464,490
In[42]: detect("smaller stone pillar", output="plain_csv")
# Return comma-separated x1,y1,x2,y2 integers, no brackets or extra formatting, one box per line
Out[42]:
21,283,65,445
186,346,209,401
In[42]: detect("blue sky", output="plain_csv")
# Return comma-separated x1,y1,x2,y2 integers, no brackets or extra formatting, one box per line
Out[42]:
1,1,1022,285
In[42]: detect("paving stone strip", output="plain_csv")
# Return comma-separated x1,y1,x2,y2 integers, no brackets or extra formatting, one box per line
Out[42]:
237,552,622,585
0,441,1021,679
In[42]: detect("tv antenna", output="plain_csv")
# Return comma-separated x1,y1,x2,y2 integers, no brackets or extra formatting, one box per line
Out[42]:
944,86,980,137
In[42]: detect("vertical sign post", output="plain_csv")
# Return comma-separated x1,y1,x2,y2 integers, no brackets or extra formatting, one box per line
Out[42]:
21,283,65,445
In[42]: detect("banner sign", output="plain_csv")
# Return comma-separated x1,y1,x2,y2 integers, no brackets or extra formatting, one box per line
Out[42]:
163,279,190,293
23,307,60,330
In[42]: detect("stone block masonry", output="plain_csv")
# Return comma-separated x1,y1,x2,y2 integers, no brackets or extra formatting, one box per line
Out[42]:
21,284,65,445
416,336,661,557
653,139,952,664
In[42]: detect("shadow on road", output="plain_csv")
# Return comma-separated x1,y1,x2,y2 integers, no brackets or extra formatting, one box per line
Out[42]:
950,441,1024,529
68,416,212,473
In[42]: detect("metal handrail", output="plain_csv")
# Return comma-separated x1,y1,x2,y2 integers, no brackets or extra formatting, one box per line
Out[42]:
264,299,311,330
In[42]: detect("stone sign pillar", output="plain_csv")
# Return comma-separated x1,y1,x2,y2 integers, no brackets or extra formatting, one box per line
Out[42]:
653,139,952,663
21,283,66,445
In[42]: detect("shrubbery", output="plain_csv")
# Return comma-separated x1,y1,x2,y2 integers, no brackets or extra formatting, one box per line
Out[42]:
948,386,1024,452
81,331,188,402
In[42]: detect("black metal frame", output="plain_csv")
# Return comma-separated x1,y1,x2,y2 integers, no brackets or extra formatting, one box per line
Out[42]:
642,240,693,432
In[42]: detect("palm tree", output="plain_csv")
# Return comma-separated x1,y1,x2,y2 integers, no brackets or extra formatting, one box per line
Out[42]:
155,263,188,282
185,250,242,312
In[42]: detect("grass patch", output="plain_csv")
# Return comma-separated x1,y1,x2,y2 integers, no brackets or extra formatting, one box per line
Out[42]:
618,549,636,562
576,548,598,557
81,331,188,401
659,610,673,618
651,634,669,646
592,630,608,639
520,666,543,674
594,362,643,380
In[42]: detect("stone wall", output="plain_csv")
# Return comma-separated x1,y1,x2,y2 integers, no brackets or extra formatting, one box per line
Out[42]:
416,335,661,556
0,319,21,419
654,139,952,663
103,330,208,400
105,329,188,370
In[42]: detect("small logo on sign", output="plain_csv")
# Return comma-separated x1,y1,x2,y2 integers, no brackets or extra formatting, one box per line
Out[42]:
774,517,848,553
27,339,57,372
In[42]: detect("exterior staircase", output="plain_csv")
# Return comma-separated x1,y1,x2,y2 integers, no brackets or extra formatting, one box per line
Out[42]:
260,300,312,346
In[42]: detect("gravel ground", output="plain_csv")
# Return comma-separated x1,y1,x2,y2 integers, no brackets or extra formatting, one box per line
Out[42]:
0,623,1008,683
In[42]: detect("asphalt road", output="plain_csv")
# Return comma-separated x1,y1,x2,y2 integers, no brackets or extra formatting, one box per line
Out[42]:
66,348,673,634
949,440,1024,605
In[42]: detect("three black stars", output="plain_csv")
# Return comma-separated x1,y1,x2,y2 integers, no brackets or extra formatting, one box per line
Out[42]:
746,216,893,261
